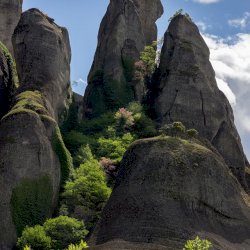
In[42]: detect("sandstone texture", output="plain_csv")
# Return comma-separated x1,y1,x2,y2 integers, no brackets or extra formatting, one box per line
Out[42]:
83,0,163,117
0,9,72,249
0,0,22,55
12,8,72,122
90,137,250,250
154,15,248,187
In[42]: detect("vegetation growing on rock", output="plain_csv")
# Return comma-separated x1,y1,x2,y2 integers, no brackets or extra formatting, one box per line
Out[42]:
11,176,53,236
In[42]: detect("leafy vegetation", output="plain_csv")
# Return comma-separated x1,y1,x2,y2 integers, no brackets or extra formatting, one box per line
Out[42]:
0,41,19,90
11,176,53,236
168,9,193,22
43,216,88,250
60,158,112,230
66,240,88,250
17,225,52,250
183,236,212,250
53,126,73,187
17,216,88,250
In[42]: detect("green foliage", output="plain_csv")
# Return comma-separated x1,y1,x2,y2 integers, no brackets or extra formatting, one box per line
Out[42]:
61,101,79,134
122,57,135,82
160,122,186,137
43,216,88,250
17,225,52,250
23,246,31,250
127,102,157,138
183,236,212,250
79,112,115,136
61,159,111,230
187,129,199,138
66,240,88,250
11,176,53,236
0,41,19,90
97,133,134,162
74,144,94,167
168,9,193,22
140,43,157,75
53,126,73,186
2,90,48,119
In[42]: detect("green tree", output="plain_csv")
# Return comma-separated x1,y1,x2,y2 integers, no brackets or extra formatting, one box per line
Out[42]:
74,144,94,167
43,216,88,250
17,225,52,250
140,42,157,75
183,236,212,250
61,159,111,230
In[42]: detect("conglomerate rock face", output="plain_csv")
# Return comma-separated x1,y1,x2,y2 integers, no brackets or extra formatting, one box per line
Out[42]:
90,137,250,250
0,0,22,55
154,15,248,187
12,8,72,122
83,0,163,118
0,9,72,250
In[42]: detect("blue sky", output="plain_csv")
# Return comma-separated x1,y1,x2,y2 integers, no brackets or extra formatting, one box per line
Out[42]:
23,0,250,157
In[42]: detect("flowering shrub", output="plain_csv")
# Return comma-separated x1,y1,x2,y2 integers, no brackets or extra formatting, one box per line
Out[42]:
115,107,134,130
99,157,117,172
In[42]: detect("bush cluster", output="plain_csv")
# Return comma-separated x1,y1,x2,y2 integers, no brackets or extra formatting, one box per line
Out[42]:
17,216,88,250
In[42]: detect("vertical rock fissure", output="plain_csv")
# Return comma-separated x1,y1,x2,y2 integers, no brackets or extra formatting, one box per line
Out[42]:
163,89,179,122
200,90,206,126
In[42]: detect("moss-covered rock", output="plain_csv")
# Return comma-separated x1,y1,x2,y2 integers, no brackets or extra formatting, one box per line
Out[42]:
90,136,250,249
11,176,53,236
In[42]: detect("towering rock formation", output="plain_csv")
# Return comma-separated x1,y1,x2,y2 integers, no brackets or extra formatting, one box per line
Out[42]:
154,15,248,187
12,8,72,122
0,0,23,55
0,9,72,249
91,137,250,249
83,0,163,117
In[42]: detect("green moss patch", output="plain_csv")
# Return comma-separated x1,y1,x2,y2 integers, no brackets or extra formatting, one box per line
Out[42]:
2,90,49,120
53,126,73,187
11,175,53,236
0,41,19,90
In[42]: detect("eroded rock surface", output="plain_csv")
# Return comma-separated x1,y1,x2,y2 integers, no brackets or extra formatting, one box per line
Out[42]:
90,137,250,250
12,8,72,122
0,0,22,55
0,9,72,249
83,0,163,117
154,15,248,187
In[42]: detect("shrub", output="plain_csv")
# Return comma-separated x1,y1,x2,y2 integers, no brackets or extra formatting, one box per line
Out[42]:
183,236,212,250
74,144,94,167
97,133,134,162
17,225,52,250
61,159,111,230
66,240,88,250
115,107,134,131
43,216,88,250
140,43,157,75
187,129,199,138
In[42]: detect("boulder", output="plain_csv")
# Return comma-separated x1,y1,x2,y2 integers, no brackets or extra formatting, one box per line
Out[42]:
83,0,163,117
90,137,250,249
154,15,248,188
0,0,22,55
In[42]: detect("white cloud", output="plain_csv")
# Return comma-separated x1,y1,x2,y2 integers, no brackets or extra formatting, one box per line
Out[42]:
228,12,250,29
192,0,221,4
72,78,87,86
202,33,250,145
196,21,211,32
